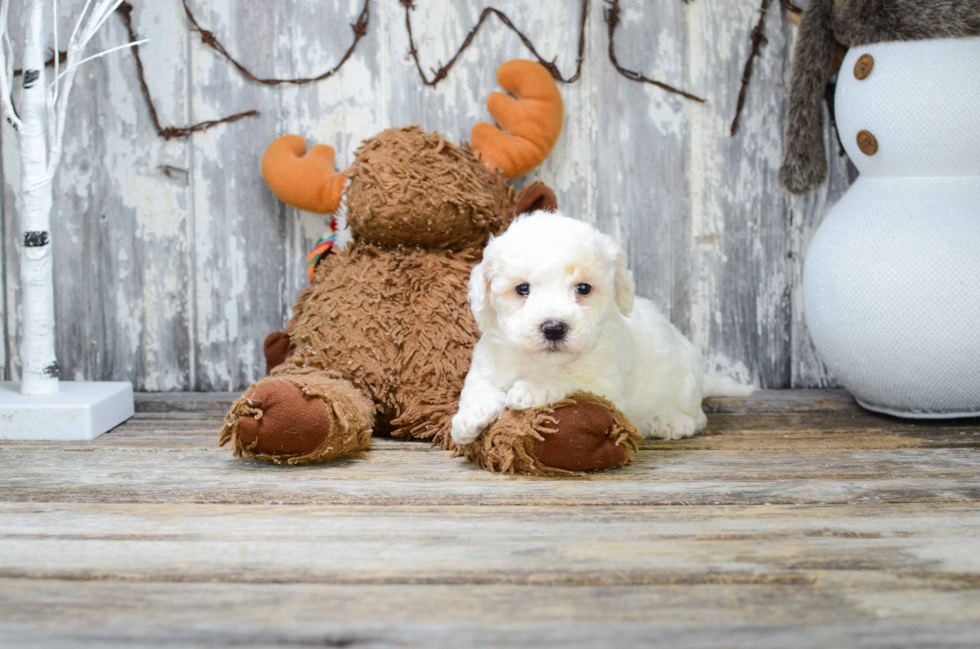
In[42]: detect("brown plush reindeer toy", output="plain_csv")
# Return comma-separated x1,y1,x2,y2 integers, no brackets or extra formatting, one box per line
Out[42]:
219,60,640,476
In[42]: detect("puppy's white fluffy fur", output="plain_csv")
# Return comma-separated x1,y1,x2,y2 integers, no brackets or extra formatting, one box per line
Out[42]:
451,211,753,445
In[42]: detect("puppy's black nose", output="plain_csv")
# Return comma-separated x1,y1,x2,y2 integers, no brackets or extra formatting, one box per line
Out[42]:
541,320,568,342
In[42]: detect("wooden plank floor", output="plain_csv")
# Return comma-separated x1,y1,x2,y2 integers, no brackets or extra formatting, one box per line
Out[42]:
1,391,979,648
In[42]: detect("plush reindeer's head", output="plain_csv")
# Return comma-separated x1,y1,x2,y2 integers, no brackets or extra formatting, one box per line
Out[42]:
261,60,563,250
343,126,511,249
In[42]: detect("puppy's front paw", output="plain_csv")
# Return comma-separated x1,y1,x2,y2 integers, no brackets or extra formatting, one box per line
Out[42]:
451,403,503,445
649,414,699,440
506,381,567,411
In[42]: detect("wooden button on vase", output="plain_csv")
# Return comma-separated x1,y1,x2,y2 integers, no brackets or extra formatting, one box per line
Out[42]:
856,130,878,156
854,54,874,80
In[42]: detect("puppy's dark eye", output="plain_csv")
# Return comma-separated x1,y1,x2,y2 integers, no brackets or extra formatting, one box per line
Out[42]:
516,283,530,296
576,283,592,296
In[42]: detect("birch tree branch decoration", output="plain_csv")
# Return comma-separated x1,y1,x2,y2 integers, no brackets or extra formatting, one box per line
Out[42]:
0,0,143,395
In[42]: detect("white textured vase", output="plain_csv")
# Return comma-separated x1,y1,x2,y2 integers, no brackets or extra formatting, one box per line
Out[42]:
803,37,980,418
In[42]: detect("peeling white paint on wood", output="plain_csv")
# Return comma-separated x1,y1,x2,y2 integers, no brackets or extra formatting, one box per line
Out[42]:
0,0,846,391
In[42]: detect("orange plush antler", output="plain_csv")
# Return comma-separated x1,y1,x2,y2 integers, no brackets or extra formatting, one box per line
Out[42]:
471,60,564,180
261,135,346,214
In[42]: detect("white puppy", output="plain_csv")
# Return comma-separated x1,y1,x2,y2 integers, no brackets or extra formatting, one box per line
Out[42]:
451,211,753,445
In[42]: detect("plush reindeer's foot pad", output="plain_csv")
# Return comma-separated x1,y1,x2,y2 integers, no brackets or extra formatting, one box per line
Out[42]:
219,374,375,465
534,397,637,471
462,392,641,477
235,381,329,455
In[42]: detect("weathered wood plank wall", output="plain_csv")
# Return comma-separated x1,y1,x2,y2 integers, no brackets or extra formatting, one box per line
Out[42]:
0,0,850,391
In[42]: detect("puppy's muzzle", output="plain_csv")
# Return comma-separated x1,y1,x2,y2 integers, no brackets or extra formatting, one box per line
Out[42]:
540,320,568,342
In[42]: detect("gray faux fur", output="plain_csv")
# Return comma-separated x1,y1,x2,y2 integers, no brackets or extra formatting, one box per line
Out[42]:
779,0,980,194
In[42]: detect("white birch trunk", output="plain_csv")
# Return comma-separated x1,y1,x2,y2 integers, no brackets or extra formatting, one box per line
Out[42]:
0,0,142,395
17,0,57,395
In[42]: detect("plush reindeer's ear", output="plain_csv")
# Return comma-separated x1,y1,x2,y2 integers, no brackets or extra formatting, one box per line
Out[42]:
467,260,495,332
471,60,564,180
514,181,557,216
261,135,346,213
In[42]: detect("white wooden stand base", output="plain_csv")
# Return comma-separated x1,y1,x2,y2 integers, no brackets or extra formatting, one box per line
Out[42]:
0,381,134,440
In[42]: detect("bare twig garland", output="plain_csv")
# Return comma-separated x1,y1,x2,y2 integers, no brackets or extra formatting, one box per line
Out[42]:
730,0,845,157
117,2,257,139
730,0,771,135
728,0,831,137
180,0,369,86
604,0,705,103
400,0,589,86
19,1,815,143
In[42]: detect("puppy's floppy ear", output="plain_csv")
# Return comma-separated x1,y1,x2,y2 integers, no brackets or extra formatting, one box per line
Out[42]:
468,259,495,331
605,236,635,316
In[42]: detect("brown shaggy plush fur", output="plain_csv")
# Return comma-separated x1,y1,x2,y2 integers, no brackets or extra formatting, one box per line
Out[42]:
462,393,641,477
780,0,980,194
279,242,483,446
346,127,515,249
